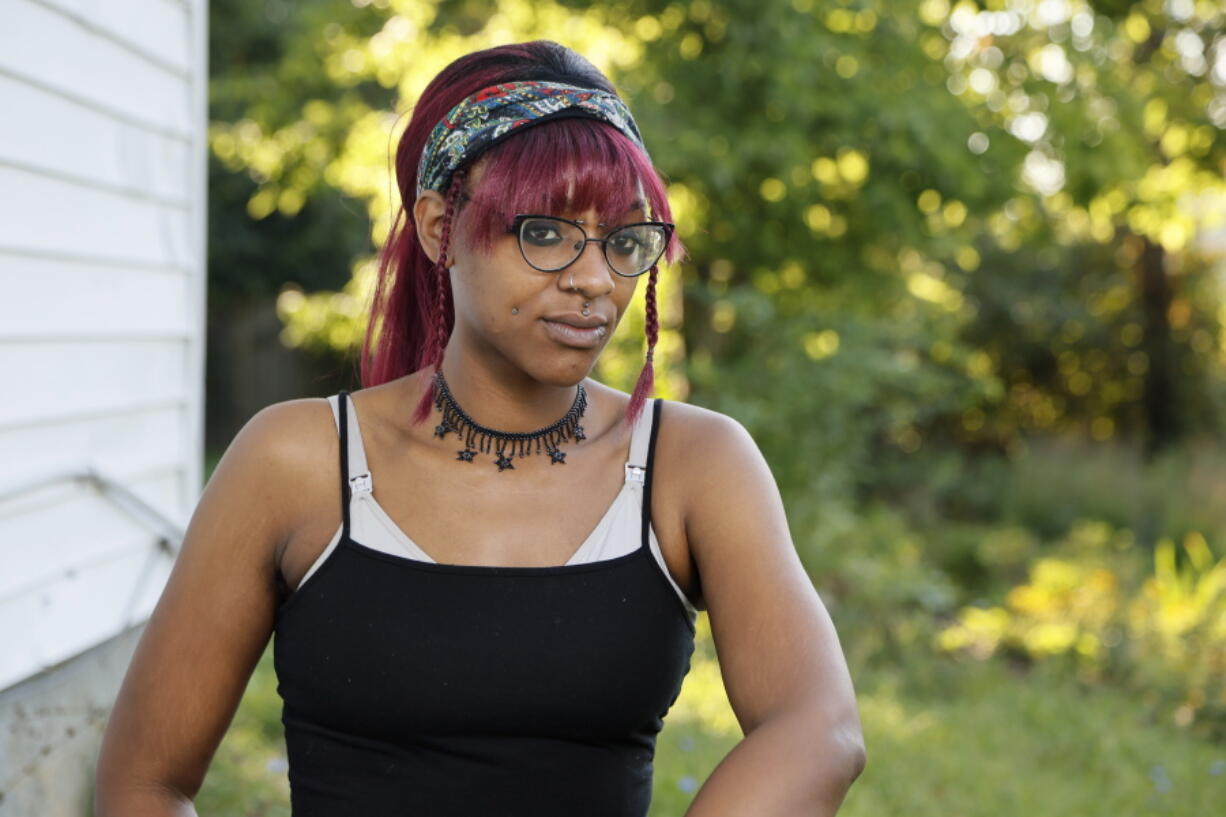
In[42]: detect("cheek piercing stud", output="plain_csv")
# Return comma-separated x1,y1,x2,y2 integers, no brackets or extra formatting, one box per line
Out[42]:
511,307,519,314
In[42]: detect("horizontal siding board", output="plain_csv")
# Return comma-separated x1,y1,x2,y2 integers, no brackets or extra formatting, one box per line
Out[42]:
0,166,193,267
0,244,192,274
0,0,191,136
0,413,186,521
0,545,175,691
30,0,191,75
0,469,185,598
0,253,190,337
0,74,190,200
0,340,190,427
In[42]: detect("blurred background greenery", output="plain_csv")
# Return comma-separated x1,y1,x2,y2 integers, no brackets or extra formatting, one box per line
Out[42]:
200,0,1226,814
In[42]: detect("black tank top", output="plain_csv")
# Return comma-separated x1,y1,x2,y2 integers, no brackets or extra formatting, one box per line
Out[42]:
272,393,696,817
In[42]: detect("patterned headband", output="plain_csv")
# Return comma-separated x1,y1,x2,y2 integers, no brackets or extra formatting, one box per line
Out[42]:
415,80,648,199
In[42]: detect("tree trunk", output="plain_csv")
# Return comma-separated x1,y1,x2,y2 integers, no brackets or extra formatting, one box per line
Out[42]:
1136,233,1177,455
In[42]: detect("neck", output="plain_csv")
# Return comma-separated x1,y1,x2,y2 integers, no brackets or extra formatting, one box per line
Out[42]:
435,339,584,433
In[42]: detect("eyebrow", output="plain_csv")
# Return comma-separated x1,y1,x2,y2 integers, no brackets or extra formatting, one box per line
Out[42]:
595,199,648,227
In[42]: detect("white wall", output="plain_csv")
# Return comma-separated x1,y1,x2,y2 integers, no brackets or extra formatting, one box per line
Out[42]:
0,0,207,712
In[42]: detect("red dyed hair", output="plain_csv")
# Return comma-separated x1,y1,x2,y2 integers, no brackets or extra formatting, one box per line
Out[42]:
361,41,684,430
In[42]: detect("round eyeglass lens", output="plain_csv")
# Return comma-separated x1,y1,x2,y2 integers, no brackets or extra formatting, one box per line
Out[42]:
518,218,585,271
605,224,668,276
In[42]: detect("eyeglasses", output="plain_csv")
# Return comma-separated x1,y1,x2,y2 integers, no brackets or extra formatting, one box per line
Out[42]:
507,214,673,278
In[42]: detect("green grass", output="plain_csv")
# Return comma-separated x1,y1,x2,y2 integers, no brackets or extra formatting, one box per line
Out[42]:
196,614,1224,817
845,656,1224,817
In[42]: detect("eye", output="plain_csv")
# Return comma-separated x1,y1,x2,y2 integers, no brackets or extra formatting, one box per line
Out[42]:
608,229,645,257
521,219,565,246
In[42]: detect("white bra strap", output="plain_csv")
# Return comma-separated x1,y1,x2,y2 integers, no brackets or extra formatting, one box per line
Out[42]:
331,393,373,494
623,398,657,485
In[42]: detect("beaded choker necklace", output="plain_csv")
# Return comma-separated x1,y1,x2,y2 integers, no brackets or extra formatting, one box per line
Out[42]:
431,370,588,472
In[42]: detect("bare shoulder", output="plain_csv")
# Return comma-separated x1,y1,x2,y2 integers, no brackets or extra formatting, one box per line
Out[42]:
210,396,339,565
654,398,765,498
244,395,337,458
654,398,789,561
221,397,337,490
648,399,771,608
655,398,751,441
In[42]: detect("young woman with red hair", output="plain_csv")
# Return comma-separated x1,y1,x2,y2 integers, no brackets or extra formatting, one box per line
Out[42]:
96,40,865,817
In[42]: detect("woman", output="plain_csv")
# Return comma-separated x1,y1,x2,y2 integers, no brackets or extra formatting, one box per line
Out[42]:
95,40,866,817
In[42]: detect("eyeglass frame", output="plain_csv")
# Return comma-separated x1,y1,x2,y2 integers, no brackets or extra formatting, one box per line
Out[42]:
506,213,674,278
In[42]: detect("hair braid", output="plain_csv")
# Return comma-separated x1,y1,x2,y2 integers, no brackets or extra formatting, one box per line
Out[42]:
626,262,660,428
412,169,467,424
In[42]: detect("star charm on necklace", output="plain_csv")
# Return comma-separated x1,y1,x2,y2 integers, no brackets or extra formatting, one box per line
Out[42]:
434,421,455,439
495,454,515,471
573,425,586,441
549,449,567,464
456,449,475,462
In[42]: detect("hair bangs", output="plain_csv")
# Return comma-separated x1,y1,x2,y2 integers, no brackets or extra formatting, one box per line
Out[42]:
459,117,683,264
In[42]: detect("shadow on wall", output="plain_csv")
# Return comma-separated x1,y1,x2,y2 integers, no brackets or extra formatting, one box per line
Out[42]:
206,292,351,452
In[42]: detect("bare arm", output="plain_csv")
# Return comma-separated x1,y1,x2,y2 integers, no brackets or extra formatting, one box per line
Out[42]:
93,400,328,815
676,409,867,817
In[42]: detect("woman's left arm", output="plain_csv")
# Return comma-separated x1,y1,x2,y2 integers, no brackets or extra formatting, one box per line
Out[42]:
678,410,867,817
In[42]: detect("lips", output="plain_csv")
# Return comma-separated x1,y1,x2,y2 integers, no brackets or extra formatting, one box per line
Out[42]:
541,318,607,348
542,312,608,328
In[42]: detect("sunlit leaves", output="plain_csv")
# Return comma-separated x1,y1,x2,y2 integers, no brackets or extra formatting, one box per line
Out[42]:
938,522,1226,730
209,0,1226,491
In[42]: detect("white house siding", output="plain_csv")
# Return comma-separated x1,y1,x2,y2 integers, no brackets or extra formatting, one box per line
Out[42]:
0,0,207,813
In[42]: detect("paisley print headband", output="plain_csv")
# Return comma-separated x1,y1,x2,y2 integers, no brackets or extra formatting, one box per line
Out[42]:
415,80,649,198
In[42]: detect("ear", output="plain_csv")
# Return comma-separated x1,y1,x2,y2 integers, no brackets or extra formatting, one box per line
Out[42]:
412,190,448,265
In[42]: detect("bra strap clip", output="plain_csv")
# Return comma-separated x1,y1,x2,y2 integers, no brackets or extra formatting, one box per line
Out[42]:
624,463,646,484
349,472,372,494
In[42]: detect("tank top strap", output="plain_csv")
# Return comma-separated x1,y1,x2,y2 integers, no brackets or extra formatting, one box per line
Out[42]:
639,397,664,552
623,397,657,486
332,390,374,542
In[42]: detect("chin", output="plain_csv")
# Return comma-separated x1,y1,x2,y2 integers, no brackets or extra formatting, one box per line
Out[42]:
528,359,599,388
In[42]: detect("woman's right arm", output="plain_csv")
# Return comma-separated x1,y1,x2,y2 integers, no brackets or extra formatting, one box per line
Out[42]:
93,399,330,816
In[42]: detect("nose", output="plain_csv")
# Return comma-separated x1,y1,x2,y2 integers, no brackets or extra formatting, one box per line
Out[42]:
559,236,616,297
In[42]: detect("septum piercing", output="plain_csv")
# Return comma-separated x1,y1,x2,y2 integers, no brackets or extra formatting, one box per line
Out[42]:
571,271,592,314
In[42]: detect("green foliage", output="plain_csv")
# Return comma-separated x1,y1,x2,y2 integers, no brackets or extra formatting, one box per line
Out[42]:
950,438,1226,546
208,152,370,297
938,520,1226,741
